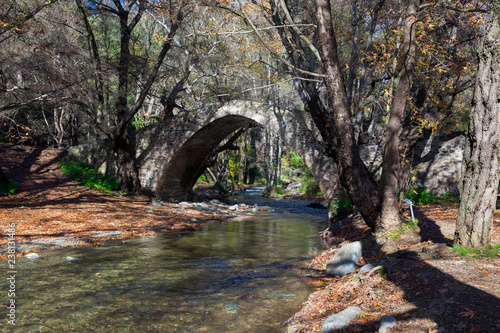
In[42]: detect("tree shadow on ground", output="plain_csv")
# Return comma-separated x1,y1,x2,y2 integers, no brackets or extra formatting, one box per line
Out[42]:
408,205,452,245
338,245,500,332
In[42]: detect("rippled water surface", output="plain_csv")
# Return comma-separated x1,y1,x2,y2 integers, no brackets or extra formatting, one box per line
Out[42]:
6,192,328,332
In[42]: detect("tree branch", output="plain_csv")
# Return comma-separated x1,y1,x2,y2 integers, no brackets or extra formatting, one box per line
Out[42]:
236,0,324,79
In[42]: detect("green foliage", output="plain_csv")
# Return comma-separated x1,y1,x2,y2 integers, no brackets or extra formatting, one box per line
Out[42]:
387,221,417,239
405,216,418,228
405,186,437,206
263,185,285,198
196,174,209,184
439,192,460,204
288,150,306,169
379,266,386,277
0,179,18,196
300,169,322,196
330,199,353,220
453,244,500,258
59,155,119,192
227,153,241,184
131,113,157,130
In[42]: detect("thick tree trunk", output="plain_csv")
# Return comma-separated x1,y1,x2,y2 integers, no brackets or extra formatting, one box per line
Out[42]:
314,0,381,231
379,0,419,232
113,132,140,193
454,4,500,249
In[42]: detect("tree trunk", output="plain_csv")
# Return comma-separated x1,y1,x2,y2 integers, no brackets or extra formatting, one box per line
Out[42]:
215,151,229,191
314,0,381,231
113,132,140,193
379,0,419,232
454,4,500,249
0,167,9,186
265,129,281,189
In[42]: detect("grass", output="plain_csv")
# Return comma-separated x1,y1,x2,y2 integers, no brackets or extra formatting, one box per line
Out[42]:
453,243,500,258
58,154,120,193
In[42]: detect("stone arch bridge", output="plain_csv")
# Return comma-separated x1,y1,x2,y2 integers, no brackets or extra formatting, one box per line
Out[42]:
70,99,462,202
139,100,342,202
71,100,357,203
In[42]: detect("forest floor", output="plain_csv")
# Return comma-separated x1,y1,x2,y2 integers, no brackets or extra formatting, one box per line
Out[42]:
0,144,247,257
1,144,499,333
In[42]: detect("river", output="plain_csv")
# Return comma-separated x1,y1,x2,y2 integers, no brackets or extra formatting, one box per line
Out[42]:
5,189,329,332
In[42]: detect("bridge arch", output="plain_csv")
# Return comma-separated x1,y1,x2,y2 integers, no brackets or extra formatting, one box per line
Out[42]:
138,100,339,202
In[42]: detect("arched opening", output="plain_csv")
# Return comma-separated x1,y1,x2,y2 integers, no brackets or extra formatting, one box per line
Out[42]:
156,115,259,201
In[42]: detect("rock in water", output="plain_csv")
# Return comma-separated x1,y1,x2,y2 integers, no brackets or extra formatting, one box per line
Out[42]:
325,241,362,276
321,306,364,332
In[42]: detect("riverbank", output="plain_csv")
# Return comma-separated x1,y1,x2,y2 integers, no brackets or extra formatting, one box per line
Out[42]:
286,207,500,332
0,144,260,258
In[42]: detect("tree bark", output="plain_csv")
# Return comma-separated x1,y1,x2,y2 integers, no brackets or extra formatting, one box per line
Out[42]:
113,131,140,193
454,3,500,248
314,0,381,230
379,0,420,232
0,167,9,186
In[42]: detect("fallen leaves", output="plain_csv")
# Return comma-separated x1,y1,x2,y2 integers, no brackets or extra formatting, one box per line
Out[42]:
457,307,475,319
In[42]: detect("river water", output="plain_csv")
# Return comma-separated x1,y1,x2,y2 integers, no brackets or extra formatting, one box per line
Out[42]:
5,190,329,332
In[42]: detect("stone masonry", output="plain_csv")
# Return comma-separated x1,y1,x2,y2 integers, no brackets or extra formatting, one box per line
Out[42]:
68,100,465,202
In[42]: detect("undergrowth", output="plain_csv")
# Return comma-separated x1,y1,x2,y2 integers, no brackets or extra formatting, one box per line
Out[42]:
0,179,18,196
405,186,438,205
59,154,120,193
453,244,500,258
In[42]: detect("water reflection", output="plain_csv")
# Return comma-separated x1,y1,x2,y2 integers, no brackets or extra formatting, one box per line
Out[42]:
8,195,328,332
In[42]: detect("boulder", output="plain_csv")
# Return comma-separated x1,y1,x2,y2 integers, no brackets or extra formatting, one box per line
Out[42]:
325,241,362,276
321,306,364,332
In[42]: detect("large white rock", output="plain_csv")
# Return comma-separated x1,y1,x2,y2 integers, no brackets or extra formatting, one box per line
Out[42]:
325,241,362,276
321,306,364,332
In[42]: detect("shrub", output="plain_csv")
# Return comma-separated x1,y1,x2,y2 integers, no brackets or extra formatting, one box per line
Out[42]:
59,155,119,192
439,192,460,204
0,179,18,196
263,185,285,198
300,169,322,196
330,199,353,221
405,186,437,205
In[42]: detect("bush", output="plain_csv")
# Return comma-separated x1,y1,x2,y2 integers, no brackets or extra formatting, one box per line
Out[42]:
59,155,119,192
0,179,18,196
330,199,353,221
300,170,322,196
405,186,437,205
439,192,460,204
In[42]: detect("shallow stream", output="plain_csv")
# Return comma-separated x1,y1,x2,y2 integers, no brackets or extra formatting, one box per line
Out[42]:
4,189,329,332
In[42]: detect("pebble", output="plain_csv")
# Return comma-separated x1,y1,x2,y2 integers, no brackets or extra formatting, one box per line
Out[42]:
25,253,40,259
